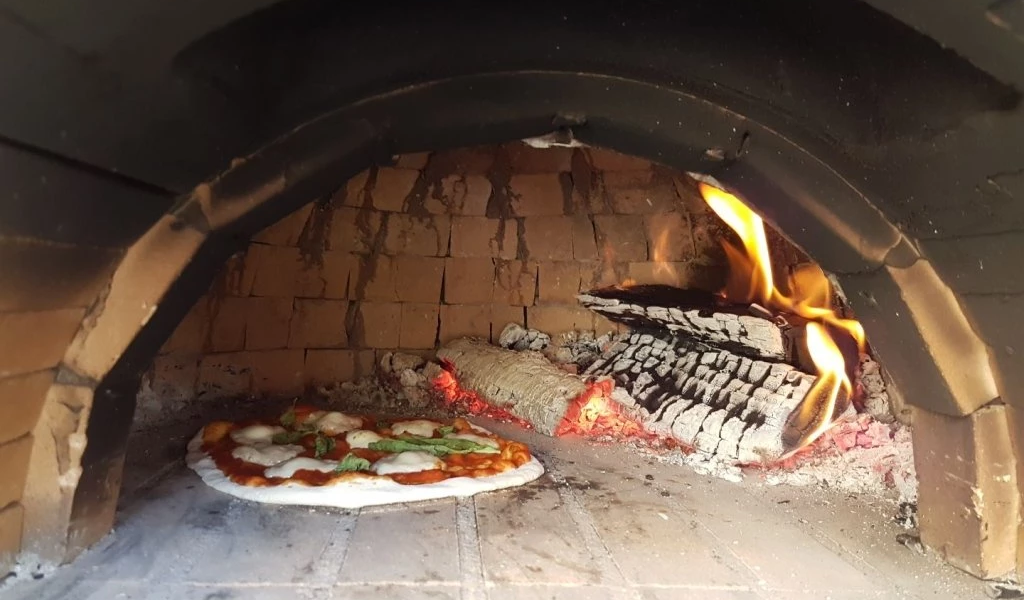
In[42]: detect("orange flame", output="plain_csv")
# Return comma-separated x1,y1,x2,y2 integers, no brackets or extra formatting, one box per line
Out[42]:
698,182,865,450
650,226,680,284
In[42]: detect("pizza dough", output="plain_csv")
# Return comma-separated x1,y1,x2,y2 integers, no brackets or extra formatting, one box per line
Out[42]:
186,413,544,509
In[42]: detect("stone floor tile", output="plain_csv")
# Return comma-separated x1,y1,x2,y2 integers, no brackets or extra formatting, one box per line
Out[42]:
635,588,762,600
487,584,635,600
339,500,460,583
328,583,460,599
475,475,605,585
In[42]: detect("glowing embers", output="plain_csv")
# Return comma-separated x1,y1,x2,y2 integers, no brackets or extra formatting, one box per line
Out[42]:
697,182,866,452
553,379,650,439
431,364,533,429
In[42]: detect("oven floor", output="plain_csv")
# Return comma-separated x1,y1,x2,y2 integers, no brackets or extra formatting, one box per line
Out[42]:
6,420,982,600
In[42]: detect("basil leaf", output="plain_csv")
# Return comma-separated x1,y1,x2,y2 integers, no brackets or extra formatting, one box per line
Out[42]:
335,453,371,472
437,425,456,436
272,431,304,445
280,408,297,428
314,434,336,458
368,436,498,456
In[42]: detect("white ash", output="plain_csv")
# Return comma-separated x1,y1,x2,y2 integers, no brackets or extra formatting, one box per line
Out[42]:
761,415,919,503
498,323,550,351
639,445,745,483
1,553,58,589
859,354,894,423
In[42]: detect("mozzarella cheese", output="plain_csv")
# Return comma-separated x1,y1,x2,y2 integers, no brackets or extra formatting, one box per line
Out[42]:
264,457,339,479
390,420,441,438
231,444,303,467
345,429,383,449
315,411,362,435
230,425,286,446
371,451,444,475
445,432,500,449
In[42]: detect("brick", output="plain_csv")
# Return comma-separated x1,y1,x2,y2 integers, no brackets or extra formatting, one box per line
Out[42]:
490,305,526,343
505,144,573,172
593,215,648,262
587,147,652,171
355,302,402,348
304,349,376,385
645,212,693,261
627,261,692,287
538,262,583,303
579,261,628,291
252,203,313,246
146,354,198,401
352,255,399,301
400,303,440,349
672,173,711,214
429,147,495,174
245,297,293,350
212,252,251,297
521,216,573,260
450,216,517,259
394,256,444,303
604,170,679,214
0,238,120,313
0,309,84,378
197,352,252,398
691,215,729,264
440,305,491,343
62,214,205,381
508,174,567,216
248,245,326,298
371,167,419,212
592,313,623,336
336,169,371,207
444,258,495,304
206,296,247,352
0,503,23,569
0,371,51,445
394,152,430,169
160,299,209,354
425,175,492,215
527,305,594,336
571,215,598,260
288,299,348,348
0,434,33,508
248,349,305,396
383,214,450,256
322,250,356,299
494,261,538,306
914,405,1018,578
328,207,382,254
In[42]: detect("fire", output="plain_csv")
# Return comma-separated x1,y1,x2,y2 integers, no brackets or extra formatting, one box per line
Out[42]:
698,182,866,450
554,380,649,438
650,225,680,283
431,365,533,428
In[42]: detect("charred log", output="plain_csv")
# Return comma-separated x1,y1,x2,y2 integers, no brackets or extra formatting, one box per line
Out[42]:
583,331,847,463
435,338,591,436
578,285,791,362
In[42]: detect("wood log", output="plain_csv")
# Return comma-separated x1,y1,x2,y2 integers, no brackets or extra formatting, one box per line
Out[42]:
435,338,590,436
578,285,792,362
583,330,842,463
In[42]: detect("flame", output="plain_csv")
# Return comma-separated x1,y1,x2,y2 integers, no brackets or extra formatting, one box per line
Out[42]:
698,182,865,450
650,226,680,283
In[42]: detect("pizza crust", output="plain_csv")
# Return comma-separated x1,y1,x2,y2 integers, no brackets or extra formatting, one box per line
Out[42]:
185,423,545,509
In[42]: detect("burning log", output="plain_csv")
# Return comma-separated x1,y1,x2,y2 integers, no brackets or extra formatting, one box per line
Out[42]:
583,330,847,463
435,338,594,436
578,285,792,363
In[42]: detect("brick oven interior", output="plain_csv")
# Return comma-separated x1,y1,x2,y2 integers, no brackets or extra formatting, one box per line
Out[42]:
3,1,1024,598
2,142,1016,600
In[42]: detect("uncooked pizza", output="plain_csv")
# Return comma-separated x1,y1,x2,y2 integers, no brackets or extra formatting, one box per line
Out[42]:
186,406,545,508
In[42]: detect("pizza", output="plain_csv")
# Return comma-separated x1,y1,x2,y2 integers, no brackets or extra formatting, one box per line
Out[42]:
186,405,545,508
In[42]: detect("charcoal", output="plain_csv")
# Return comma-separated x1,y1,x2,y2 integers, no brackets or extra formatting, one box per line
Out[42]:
578,285,789,362
583,330,820,464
